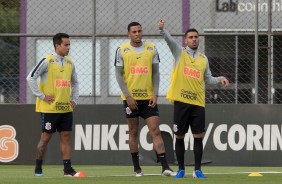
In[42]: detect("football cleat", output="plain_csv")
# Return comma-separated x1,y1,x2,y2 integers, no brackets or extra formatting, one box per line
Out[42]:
135,169,143,177
162,168,176,177
174,169,185,178
64,167,78,177
193,170,207,178
34,169,44,177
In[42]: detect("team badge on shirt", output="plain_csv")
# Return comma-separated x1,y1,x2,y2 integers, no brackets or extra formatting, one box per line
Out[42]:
49,59,55,64
124,48,130,53
147,47,153,51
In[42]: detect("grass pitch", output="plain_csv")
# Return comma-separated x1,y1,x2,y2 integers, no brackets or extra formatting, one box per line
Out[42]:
0,165,281,184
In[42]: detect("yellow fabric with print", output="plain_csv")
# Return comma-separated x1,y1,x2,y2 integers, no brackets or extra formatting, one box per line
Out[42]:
36,54,73,113
167,49,207,107
120,42,155,100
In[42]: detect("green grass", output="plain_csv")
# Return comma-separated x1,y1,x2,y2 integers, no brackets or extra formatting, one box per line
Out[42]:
0,165,282,184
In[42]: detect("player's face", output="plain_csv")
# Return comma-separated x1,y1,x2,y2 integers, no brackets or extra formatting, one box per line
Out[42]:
128,25,142,45
56,38,70,56
185,31,199,49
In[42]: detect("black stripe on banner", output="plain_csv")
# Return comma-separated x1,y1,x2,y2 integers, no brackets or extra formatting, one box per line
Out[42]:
31,58,46,77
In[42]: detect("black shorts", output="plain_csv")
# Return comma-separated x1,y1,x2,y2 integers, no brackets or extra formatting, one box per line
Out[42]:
41,112,73,133
173,101,205,136
123,100,159,119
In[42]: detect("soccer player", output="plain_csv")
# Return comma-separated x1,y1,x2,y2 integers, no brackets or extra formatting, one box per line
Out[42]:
114,22,175,177
158,19,229,178
26,33,79,177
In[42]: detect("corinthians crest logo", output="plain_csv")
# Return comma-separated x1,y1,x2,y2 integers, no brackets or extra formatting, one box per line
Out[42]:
45,122,52,130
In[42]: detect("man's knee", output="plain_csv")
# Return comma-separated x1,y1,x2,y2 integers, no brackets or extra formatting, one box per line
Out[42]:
37,140,48,149
149,126,161,138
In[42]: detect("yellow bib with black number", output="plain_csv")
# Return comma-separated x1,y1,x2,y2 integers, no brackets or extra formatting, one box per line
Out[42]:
167,49,207,107
120,42,155,100
36,54,73,113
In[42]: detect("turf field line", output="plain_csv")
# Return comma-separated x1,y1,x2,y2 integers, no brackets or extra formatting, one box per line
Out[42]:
206,171,282,175
68,175,174,178
32,171,282,179
87,171,282,177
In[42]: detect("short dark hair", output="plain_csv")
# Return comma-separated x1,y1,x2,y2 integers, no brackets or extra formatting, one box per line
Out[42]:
127,22,142,32
184,28,199,37
53,33,69,49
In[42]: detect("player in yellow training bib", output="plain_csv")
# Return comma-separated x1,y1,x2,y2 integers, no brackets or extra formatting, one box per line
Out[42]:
27,33,80,177
115,21,175,177
158,19,229,179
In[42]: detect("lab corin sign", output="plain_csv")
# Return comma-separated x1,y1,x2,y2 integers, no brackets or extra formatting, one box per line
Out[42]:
216,0,282,13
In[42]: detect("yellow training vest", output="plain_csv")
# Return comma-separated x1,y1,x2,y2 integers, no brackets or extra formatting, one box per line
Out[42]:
36,54,73,113
166,49,207,107
120,42,155,100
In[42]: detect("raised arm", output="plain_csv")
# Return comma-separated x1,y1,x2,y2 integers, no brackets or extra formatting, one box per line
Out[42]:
158,19,182,63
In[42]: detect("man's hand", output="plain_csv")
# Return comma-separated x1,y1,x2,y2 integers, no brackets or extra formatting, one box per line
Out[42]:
220,76,229,87
148,95,158,108
126,96,138,110
43,95,54,104
70,100,77,109
158,19,165,30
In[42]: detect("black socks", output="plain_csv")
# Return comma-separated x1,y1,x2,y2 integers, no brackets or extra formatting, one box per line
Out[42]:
157,153,170,170
175,138,185,170
194,138,203,171
63,159,72,171
35,159,43,170
131,152,141,172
